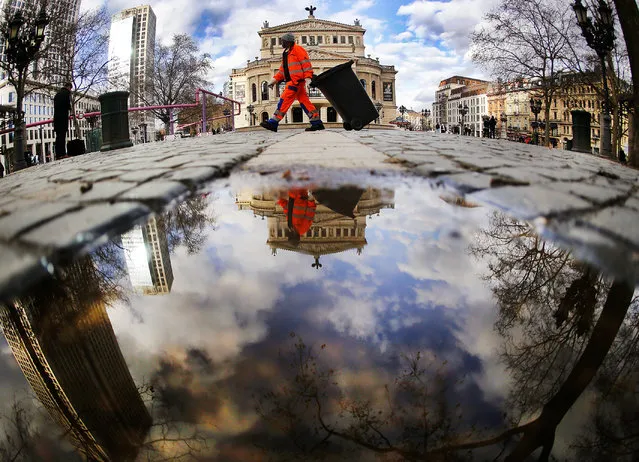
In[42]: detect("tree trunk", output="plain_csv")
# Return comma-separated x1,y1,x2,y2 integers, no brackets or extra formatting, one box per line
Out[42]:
544,104,551,147
505,279,635,461
629,111,639,165
612,0,639,166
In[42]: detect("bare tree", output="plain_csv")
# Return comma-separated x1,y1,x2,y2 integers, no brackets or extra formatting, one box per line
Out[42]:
611,0,639,166
0,0,71,168
471,0,574,146
135,34,212,132
61,7,110,139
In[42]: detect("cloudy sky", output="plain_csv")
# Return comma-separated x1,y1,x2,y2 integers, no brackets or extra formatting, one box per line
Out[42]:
80,0,501,112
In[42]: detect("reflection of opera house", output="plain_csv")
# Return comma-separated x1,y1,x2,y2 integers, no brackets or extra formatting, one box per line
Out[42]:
237,188,395,266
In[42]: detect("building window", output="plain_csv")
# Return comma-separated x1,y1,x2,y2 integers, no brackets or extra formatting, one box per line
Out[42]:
302,36,307,44
261,112,269,123
292,107,303,122
251,83,257,102
340,36,346,44
271,37,276,45
333,36,338,43
277,81,285,97
371,81,376,99
348,36,354,44
360,79,367,90
317,36,323,44
261,81,268,101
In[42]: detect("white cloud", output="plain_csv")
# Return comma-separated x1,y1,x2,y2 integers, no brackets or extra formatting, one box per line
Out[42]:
81,0,499,121
397,0,500,51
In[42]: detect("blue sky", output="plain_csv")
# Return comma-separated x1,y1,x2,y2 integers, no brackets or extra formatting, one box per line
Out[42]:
81,0,501,112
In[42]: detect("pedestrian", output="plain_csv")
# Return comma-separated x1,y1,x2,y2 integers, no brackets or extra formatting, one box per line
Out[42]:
53,82,72,158
489,116,497,138
260,33,325,132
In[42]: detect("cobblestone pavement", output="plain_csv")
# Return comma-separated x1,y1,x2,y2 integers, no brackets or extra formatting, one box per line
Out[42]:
1,129,637,299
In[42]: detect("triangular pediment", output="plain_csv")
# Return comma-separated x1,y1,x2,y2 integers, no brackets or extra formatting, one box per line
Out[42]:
259,18,364,35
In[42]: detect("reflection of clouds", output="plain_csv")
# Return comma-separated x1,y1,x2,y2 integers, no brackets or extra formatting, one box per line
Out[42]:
103,182,511,459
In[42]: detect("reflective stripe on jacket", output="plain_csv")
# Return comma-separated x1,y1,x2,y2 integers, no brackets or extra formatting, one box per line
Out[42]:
274,44,313,84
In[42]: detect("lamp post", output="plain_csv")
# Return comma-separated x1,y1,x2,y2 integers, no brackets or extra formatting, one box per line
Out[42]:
529,98,542,145
223,108,231,131
247,104,255,126
421,108,431,131
458,103,468,135
500,112,507,139
573,0,615,158
3,7,49,171
374,102,383,124
399,105,407,127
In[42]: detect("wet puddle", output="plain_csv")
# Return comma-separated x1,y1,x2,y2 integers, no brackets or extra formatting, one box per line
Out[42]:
0,176,637,461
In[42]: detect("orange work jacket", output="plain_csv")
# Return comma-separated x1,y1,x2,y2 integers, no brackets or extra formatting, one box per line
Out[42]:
273,44,314,85
278,190,316,236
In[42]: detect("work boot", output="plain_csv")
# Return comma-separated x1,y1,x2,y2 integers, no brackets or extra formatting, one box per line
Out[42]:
305,122,325,132
260,120,278,132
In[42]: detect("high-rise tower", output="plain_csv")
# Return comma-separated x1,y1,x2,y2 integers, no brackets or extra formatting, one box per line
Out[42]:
0,256,152,461
108,5,156,142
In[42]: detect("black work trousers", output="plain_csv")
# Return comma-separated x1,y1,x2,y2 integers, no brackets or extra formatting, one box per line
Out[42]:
55,130,67,158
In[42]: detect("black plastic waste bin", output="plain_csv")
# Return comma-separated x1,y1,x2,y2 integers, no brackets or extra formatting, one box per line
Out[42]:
311,60,379,131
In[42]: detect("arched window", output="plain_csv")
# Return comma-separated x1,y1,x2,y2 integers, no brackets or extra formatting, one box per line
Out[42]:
371,81,376,100
360,79,367,90
261,112,269,122
251,83,257,102
261,81,269,101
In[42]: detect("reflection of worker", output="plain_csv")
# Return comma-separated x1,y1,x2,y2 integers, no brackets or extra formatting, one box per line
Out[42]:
260,33,325,133
278,189,316,243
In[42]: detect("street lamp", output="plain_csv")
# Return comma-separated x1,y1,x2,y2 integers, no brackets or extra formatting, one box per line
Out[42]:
246,104,255,126
573,0,615,158
374,101,383,124
399,105,407,126
4,6,49,171
458,103,468,135
529,98,542,145
421,108,431,131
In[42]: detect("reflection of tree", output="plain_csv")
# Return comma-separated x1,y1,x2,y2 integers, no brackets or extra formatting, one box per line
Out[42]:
0,398,39,462
135,383,209,461
470,210,638,459
255,335,472,461
255,278,633,461
162,195,215,255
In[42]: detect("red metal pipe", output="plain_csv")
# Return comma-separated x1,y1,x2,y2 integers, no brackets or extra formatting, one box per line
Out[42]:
0,89,242,135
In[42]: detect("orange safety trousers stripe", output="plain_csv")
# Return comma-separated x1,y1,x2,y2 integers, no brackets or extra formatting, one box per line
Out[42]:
273,82,320,122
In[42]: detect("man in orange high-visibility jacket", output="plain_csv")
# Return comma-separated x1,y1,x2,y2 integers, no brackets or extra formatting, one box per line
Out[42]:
260,33,325,133
277,189,316,241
